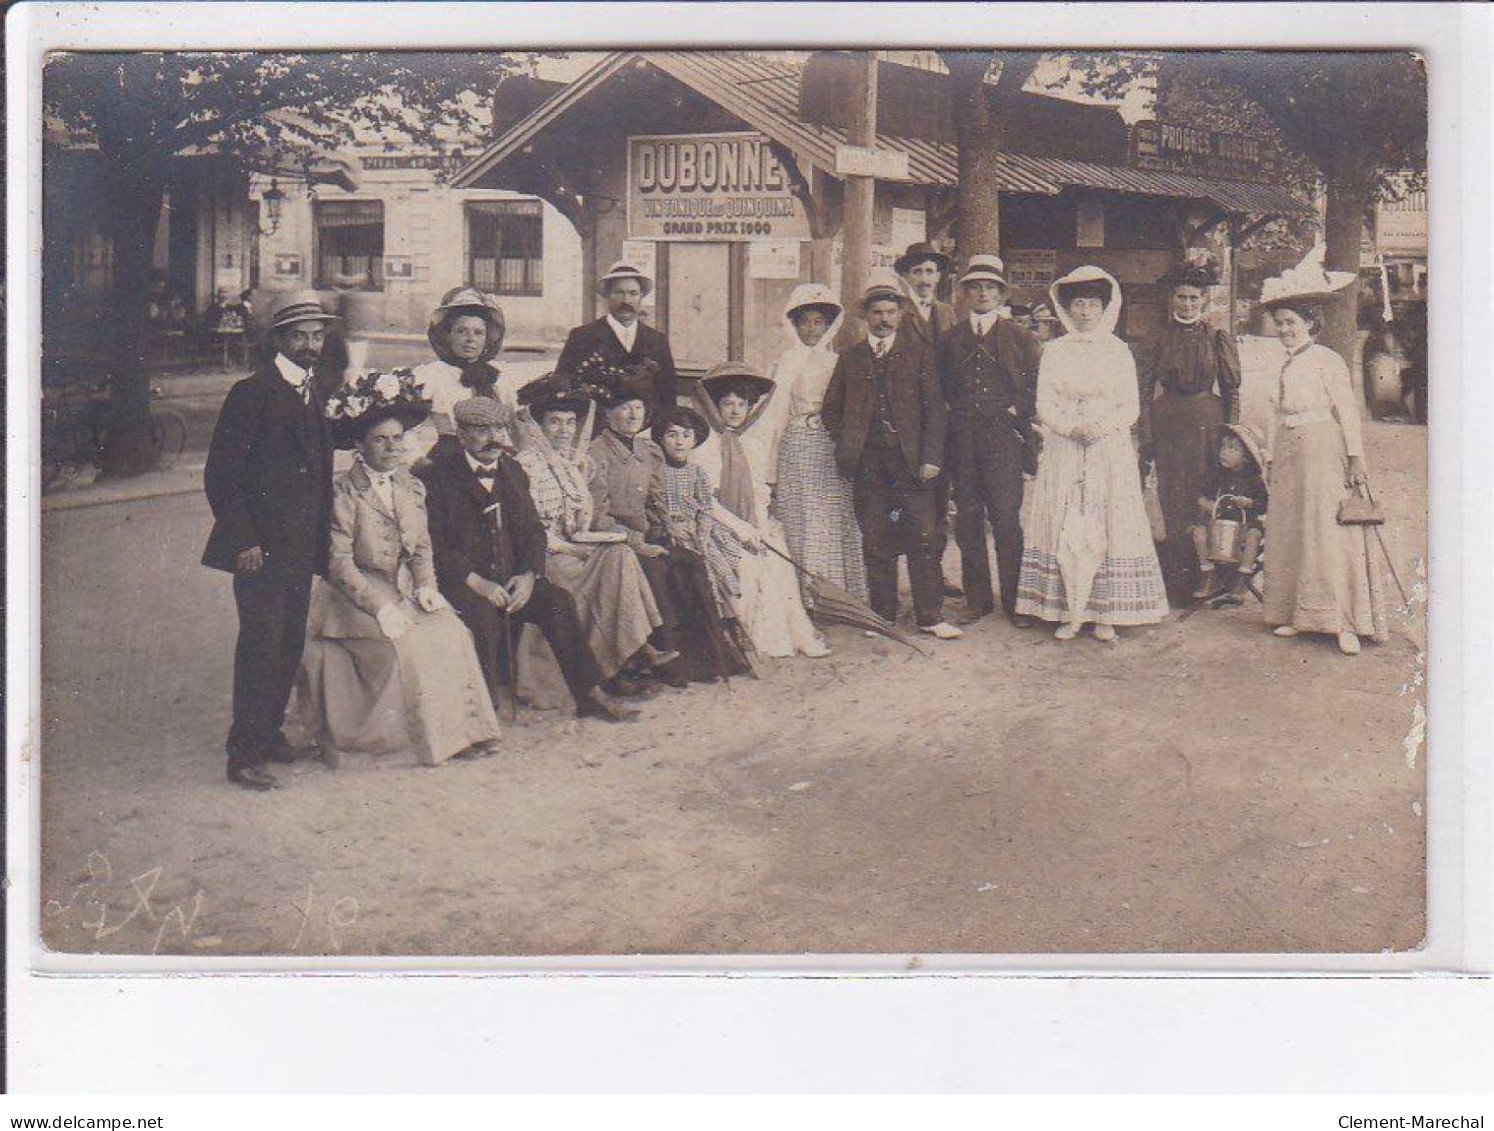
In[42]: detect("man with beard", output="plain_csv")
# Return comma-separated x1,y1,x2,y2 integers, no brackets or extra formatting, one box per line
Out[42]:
418,396,640,723
555,261,678,413
202,293,338,790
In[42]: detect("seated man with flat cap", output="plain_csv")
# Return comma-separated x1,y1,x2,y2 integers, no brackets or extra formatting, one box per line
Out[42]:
417,395,640,723
555,260,678,415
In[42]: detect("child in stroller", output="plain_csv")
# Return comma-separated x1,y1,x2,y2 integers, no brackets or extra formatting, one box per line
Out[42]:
1190,423,1269,605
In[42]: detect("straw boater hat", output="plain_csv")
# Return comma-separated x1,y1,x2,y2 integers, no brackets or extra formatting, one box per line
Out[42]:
271,291,341,331
1259,249,1356,312
700,360,775,405
427,286,506,362
958,253,1008,288
517,371,594,418
597,260,653,299
784,282,842,325
893,241,953,277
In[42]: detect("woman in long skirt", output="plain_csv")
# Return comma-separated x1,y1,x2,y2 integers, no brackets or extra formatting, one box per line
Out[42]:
769,284,868,604
1259,281,1387,655
295,373,501,767
1137,254,1242,602
511,375,666,695
1015,266,1170,640
693,362,831,658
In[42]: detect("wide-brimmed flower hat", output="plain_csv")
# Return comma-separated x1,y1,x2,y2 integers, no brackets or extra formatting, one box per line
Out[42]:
324,367,431,449
427,286,506,365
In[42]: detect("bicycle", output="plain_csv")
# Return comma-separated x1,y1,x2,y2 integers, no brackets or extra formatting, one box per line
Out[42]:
42,379,188,491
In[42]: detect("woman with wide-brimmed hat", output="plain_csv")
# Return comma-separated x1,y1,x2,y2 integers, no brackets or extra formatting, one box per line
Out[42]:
1136,250,1244,603
511,372,670,695
407,286,508,461
1015,266,1169,640
765,283,868,605
694,361,831,659
291,368,502,767
1258,263,1387,655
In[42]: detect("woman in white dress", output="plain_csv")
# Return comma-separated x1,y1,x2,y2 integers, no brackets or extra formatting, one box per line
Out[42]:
1015,265,1170,640
1259,272,1387,655
406,286,513,463
694,362,832,659
767,284,868,605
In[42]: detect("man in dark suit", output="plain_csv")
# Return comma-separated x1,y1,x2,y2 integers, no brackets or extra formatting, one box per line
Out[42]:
896,241,962,599
417,396,639,723
202,293,338,790
822,279,962,641
936,254,1045,627
554,261,678,413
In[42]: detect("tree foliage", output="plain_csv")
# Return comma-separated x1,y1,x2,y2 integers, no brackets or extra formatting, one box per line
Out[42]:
43,51,530,476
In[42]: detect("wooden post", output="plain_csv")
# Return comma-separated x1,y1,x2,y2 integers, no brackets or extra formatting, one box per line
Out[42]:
836,51,878,349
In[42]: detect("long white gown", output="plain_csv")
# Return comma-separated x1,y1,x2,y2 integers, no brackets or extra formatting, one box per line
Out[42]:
694,388,831,659
1015,267,1170,627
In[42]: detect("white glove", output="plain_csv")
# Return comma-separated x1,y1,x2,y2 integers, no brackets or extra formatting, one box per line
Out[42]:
376,603,411,641
414,587,447,613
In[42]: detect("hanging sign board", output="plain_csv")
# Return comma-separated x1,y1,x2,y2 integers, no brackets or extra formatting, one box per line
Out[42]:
834,144,911,181
628,132,812,242
1004,250,1058,292
1130,120,1278,184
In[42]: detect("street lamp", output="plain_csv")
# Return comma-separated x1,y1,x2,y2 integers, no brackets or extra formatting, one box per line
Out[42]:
256,179,286,237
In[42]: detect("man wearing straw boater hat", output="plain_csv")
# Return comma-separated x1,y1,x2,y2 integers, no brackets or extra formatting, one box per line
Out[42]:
936,253,1044,626
822,273,962,641
202,291,339,790
555,260,679,413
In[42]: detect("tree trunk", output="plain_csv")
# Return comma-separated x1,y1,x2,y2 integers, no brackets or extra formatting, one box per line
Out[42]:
941,51,1001,268
97,167,166,479
1321,159,1368,370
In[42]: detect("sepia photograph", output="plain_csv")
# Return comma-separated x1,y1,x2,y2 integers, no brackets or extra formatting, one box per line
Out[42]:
33,41,1432,961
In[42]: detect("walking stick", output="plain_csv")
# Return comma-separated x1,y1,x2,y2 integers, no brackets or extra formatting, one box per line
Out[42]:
498,605,518,722
1360,483,1413,608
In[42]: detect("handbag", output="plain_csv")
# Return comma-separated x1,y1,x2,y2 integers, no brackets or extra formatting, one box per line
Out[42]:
1337,483,1385,526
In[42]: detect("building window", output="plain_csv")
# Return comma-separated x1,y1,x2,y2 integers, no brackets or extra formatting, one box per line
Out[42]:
467,200,543,296
70,223,114,296
315,200,384,291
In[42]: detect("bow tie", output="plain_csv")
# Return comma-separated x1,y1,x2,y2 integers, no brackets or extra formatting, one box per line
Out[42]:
473,467,498,484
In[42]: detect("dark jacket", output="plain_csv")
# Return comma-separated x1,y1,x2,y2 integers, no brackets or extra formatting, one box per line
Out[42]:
821,331,947,479
936,316,1044,425
416,435,548,596
201,360,333,576
555,316,678,411
902,298,958,353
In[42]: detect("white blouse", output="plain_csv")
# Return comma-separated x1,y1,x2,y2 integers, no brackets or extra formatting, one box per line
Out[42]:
1268,342,1364,460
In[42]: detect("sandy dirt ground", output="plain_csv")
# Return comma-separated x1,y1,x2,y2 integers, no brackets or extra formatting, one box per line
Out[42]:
37,343,1428,959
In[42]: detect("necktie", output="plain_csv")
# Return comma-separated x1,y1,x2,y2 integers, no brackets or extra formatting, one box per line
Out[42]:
874,340,887,359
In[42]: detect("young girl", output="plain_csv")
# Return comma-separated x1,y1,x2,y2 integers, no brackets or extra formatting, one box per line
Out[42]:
694,362,832,659
1189,424,1269,604
645,406,755,681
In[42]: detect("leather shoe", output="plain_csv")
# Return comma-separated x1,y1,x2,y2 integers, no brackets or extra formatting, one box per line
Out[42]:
1010,614,1035,629
227,764,282,791
578,687,641,723
262,740,299,765
955,605,993,626
651,664,690,689
605,672,658,699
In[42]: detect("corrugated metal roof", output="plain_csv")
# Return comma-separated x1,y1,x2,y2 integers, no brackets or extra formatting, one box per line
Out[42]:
454,50,1309,215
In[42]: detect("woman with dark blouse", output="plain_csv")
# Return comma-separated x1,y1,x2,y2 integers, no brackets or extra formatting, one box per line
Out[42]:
1137,255,1243,603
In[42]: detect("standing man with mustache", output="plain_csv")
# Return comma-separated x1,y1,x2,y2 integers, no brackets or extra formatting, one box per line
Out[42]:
202,293,338,790
555,261,678,413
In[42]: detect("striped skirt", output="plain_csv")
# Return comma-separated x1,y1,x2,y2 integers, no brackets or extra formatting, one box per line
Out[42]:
776,417,868,603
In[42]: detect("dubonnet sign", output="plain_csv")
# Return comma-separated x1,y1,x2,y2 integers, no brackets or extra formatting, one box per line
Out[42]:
628,132,812,242
1130,120,1278,184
